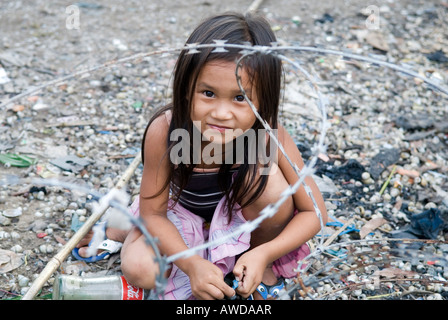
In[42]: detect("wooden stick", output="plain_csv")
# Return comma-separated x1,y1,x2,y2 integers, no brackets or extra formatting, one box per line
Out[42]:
21,152,142,300
323,218,355,247
246,0,264,12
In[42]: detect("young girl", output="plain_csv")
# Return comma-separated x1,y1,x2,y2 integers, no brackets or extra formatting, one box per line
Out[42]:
76,11,327,300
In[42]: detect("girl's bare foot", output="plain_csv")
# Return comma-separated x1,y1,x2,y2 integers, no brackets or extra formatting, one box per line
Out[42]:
76,227,129,258
252,266,279,300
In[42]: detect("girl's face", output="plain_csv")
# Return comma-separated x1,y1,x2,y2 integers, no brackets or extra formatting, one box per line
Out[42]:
191,60,259,146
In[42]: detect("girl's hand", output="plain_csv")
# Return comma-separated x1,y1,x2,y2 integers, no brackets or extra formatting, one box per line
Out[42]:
232,247,269,298
185,256,235,300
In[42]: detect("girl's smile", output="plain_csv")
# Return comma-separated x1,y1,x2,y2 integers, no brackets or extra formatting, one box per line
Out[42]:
207,123,232,133
191,60,259,145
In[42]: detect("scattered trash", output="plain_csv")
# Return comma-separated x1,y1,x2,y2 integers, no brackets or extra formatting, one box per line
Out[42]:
0,67,11,84
391,208,444,240
0,153,37,167
315,159,365,182
29,186,48,195
359,217,387,239
0,141,14,152
314,13,334,24
32,100,50,111
366,32,389,52
70,213,85,232
2,207,23,218
28,219,49,233
326,219,359,236
313,174,339,194
74,2,104,9
50,155,92,173
394,115,434,131
291,16,301,26
113,39,128,51
368,148,400,180
132,101,143,111
425,50,448,63
0,249,24,273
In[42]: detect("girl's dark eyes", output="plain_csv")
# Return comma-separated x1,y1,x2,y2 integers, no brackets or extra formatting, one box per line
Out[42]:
234,95,246,102
202,90,246,102
203,90,214,98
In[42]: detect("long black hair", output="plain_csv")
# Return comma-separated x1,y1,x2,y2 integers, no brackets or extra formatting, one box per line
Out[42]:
142,12,283,218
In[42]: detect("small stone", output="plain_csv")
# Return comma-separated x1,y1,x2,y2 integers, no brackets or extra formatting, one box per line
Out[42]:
75,208,87,216
18,275,30,287
429,293,443,300
11,244,23,253
39,244,52,254
352,289,363,297
347,274,358,282
365,283,375,291
68,202,78,210
45,244,54,254
2,207,22,218
10,231,20,240
370,193,381,203
0,231,9,239
355,206,365,215
20,287,30,295
30,220,48,232
361,172,371,180
116,92,127,99
35,211,44,218
291,16,301,26
390,187,400,197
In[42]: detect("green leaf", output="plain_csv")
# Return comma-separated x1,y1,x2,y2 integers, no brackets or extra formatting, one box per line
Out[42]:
132,101,143,110
0,153,37,167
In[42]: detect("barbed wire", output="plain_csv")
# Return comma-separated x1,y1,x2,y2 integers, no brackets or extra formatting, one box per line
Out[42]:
1,41,447,300
282,237,448,300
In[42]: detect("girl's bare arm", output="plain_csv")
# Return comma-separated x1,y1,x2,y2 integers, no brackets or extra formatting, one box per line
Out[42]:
257,125,328,262
139,114,234,299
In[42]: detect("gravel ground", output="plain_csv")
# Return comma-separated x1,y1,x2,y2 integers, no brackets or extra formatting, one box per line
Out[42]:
0,0,447,300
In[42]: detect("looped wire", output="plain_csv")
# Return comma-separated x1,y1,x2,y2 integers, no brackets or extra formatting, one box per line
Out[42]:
2,41,447,300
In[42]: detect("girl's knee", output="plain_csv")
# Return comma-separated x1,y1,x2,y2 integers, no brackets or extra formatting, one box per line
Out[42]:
121,255,156,290
120,232,158,289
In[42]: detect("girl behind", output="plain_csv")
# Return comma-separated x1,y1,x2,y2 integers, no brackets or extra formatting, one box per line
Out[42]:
80,11,327,300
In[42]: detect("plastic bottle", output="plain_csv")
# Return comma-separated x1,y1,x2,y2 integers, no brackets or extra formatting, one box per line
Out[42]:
52,274,149,300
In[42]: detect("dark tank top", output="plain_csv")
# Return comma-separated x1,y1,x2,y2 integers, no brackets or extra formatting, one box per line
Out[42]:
172,167,237,222
163,110,238,221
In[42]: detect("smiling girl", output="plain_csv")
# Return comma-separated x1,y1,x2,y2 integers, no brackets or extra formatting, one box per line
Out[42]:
77,11,327,300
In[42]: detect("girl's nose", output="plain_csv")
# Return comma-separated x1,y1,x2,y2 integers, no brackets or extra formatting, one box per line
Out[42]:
211,101,233,120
